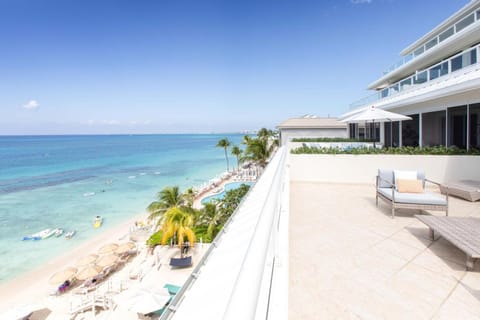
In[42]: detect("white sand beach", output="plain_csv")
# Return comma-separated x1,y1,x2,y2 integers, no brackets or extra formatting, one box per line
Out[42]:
0,212,209,319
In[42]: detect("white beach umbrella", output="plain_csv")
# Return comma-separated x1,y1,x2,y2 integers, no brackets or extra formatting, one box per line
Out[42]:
98,243,119,254
114,287,171,315
341,106,412,147
49,267,77,285
115,242,136,255
95,253,119,268
76,265,102,281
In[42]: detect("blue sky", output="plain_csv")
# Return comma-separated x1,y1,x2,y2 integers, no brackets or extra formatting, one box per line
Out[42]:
0,0,467,134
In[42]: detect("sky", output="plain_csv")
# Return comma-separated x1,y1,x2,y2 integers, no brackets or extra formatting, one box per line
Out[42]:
0,0,468,134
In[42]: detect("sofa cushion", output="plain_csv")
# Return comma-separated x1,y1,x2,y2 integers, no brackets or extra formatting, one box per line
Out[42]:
378,169,394,188
394,170,417,185
377,187,447,206
397,179,424,193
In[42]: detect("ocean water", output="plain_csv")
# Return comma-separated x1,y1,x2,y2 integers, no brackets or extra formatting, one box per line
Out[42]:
0,134,243,283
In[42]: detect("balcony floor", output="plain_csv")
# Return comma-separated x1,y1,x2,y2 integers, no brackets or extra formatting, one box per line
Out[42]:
289,181,480,319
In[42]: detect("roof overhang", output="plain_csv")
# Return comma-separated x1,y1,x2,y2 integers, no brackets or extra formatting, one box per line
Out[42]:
401,0,480,56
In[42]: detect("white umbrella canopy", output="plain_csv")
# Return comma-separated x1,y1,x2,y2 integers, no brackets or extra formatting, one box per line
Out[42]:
341,106,412,123
75,254,99,267
76,265,103,281
95,253,119,268
114,287,171,315
98,243,119,254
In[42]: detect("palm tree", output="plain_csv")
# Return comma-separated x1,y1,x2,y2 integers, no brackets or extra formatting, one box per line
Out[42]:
147,186,185,221
241,135,251,145
231,145,243,171
216,138,231,172
243,137,274,167
161,206,196,256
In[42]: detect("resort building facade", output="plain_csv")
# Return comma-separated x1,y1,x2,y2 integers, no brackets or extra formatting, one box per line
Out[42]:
343,0,480,150
277,116,347,146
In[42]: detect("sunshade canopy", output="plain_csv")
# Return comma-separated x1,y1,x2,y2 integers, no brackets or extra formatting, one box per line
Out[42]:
98,243,119,254
49,267,77,285
75,254,98,267
76,265,102,280
341,106,412,123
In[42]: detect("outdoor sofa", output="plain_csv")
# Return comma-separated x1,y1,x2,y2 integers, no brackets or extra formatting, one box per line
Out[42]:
376,169,449,218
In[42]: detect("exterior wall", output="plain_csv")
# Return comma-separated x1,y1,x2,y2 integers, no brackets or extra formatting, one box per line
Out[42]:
289,153,480,184
279,128,347,146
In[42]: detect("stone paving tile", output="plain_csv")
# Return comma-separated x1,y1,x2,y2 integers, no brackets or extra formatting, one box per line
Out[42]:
289,181,480,320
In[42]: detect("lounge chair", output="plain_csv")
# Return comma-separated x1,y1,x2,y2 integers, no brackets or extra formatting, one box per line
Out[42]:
416,215,480,270
440,180,480,202
163,283,181,295
169,256,192,268
376,169,449,218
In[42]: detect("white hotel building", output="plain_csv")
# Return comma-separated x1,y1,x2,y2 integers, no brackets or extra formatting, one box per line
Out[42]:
343,0,480,150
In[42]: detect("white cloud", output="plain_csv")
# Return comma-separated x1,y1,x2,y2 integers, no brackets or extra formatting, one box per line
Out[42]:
22,100,40,110
351,0,372,4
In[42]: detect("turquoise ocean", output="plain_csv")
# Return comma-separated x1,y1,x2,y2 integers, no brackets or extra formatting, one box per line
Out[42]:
0,134,243,283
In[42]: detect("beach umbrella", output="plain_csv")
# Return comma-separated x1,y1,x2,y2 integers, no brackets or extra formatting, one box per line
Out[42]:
48,267,77,285
95,253,119,268
0,304,46,320
98,243,118,254
115,242,136,255
76,265,102,281
75,254,98,267
341,106,412,147
114,287,171,315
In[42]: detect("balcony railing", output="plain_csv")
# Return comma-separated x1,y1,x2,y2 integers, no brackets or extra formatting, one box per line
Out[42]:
381,8,480,76
350,43,480,110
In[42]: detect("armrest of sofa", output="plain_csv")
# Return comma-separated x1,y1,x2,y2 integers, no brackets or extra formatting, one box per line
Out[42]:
377,175,395,189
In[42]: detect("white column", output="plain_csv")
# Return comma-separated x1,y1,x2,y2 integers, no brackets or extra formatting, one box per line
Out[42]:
419,113,423,147
399,121,403,147
445,108,449,147
379,122,385,146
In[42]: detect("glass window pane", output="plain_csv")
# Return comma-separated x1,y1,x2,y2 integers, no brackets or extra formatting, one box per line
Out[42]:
413,71,428,84
400,77,412,91
439,27,454,42
451,48,477,72
422,111,446,147
425,37,438,50
429,61,448,80
455,13,475,32
448,106,467,148
414,46,424,57
470,103,480,150
381,88,389,98
477,9,480,21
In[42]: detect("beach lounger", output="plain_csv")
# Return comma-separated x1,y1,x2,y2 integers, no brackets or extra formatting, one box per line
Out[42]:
440,180,480,202
415,215,480,270
163,283,181,295
169,256,192,268
376,169,448,218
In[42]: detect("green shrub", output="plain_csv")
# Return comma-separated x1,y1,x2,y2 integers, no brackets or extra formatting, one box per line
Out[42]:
291,137,375,143
291,145,480,155
146,230,163,247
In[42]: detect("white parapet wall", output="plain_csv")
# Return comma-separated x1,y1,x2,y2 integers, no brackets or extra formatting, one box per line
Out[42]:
290,154,480,184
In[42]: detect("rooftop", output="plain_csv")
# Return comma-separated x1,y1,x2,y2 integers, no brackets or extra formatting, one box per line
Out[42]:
290,181,480,319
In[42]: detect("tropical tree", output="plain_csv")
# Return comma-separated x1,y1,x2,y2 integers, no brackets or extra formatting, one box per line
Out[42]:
231,145,243,171
241,135,251,145
147,186,185,221
160,206,196,256
243,137,274,167
216,138,231,172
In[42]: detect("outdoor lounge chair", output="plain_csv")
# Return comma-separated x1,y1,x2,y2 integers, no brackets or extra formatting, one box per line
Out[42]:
416,215,480,270
169,256,192,268
440,180,480,202
376,169,448,218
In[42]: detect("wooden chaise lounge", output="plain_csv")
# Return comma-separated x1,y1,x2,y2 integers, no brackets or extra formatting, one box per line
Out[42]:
416,215,480,270
440,180,480,202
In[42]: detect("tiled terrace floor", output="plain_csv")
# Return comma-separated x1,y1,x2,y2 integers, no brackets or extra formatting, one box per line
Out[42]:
290,182,480,319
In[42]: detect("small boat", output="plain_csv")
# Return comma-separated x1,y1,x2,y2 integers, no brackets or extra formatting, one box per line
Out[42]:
128,175,136,179
53,228,64,237
83,192,95,197
93,216,103,228
139,172,146,176
65,230,76,239
22,228,53,241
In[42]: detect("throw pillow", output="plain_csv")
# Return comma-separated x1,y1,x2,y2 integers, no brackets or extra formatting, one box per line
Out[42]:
397,179,424,193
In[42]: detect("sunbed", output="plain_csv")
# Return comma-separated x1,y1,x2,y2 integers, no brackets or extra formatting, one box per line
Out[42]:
169,256,192,268
440,180,480,202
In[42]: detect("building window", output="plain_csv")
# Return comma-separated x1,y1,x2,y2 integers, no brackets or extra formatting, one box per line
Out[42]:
400,77,412,91
413,70,428,84
349,123,357,139
439,26,454,42
477,9,480,21
455,13,475,32
402,114,419,147
451,48,477,72
470,103,480,150
425,37,438,50
413,46,424,57
429,61,448,80
384,122,399,147
448,106,468,149
422,111,446,147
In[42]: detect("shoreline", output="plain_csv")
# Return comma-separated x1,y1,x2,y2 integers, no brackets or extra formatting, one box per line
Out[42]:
0,211,147,312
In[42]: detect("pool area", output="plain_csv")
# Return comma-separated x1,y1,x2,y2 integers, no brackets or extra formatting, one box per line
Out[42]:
201,181,254,205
